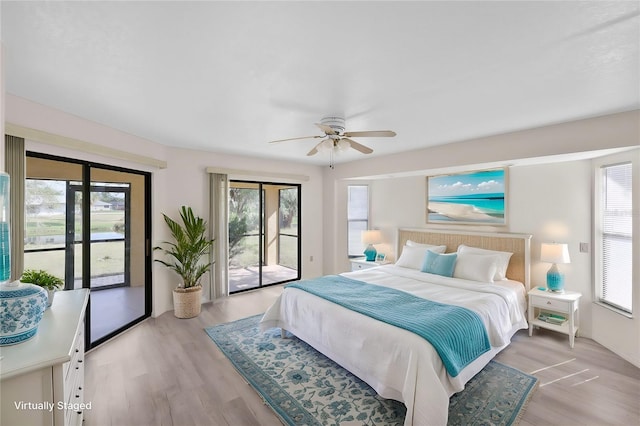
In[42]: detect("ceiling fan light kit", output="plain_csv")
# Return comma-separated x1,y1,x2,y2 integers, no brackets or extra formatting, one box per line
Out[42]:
316,139,335,153
268,115,396,168
337,139,351,151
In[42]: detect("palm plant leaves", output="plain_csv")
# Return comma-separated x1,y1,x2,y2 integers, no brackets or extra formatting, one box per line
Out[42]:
154,206,214,288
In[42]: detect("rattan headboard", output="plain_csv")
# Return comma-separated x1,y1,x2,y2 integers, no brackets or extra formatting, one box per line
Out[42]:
397,228,532,290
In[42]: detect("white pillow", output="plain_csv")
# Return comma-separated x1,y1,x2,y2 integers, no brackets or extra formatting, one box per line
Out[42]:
405,240,447,253
453,252,499,283
395,245,445,270
457,244,513,281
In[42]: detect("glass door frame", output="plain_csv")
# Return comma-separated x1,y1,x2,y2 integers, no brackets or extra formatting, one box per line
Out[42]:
26,151,152,350
229,180,301,293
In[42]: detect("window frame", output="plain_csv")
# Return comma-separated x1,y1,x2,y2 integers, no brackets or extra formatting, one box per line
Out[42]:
594,160,634,317
347,184,370,258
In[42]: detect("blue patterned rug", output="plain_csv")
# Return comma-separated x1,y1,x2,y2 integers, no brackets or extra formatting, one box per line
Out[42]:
205,314,537,426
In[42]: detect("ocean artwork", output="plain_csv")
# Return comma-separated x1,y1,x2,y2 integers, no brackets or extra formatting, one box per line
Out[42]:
427,169,506,225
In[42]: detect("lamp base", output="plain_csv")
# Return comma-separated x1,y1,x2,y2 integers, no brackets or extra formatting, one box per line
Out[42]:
363,244,377,262
546,264,565,293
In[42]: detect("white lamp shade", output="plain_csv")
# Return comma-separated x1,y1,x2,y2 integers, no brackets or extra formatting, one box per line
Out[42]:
318,139,334,152
337,139,351,151
361,230,382,245
540,243,571,264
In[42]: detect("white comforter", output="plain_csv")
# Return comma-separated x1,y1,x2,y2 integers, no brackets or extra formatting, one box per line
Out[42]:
260,265,528,426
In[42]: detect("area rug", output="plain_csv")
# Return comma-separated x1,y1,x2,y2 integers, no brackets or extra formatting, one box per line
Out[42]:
205,314,537,426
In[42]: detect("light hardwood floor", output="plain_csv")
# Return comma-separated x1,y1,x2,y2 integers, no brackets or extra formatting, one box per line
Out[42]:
85,285,640,426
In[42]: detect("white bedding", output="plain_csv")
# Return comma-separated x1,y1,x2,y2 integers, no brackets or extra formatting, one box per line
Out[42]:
260,264,528,426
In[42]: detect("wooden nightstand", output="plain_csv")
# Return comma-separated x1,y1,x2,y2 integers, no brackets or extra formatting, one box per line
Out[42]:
350,257,385,271
528,287,581,348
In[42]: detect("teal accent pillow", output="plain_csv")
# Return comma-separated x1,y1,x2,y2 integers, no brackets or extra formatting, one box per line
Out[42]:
421,251,458,277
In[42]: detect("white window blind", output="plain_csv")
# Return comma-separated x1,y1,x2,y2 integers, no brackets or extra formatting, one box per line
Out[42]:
600,162,633,313
347,185,369,257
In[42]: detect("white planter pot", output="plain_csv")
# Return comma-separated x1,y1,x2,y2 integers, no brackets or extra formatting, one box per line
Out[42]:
46,288,56,308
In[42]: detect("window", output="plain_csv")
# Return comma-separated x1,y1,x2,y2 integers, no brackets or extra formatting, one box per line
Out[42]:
597,162,633,314
347,185,369,257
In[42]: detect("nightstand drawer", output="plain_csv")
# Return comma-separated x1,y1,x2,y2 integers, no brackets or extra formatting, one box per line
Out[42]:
350,258,383,272
352,262,368,271
351,262,380,271
530,295,570,311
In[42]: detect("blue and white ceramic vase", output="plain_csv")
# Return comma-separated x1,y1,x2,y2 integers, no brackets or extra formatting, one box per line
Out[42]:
0,281,48,345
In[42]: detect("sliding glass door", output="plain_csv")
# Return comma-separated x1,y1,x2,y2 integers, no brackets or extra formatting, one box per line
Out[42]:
228,181,300,293
25,152,151,349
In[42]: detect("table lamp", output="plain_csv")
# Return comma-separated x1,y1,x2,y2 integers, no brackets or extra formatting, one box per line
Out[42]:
540,242,570,292
361,230,382,261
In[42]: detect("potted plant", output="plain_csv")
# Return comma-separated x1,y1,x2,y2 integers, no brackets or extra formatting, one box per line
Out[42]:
155,206,214,318
20,269,64,308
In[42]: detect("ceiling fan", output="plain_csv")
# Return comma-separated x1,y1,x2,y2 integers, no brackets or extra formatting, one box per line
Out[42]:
268,116,396,158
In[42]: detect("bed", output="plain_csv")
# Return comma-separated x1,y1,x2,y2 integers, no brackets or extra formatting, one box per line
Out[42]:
260,229,532,426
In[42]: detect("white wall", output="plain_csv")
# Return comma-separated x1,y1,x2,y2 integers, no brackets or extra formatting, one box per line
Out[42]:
510,162,593,338
6,95,324,317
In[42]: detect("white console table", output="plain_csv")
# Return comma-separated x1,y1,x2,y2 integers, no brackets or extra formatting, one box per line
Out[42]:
1,289,89,426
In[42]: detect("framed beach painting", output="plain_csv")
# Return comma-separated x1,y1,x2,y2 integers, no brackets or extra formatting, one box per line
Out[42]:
426,168,507,225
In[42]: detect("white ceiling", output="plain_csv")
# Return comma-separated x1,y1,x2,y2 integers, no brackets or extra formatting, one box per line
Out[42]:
1,1,639,166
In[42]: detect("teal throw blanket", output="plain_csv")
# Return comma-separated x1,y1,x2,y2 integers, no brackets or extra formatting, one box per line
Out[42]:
286,275,490,377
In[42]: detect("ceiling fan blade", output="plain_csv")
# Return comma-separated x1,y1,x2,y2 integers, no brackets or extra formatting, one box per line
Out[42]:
343,138,373,154
343,130,396,138
307,139,329,156
268,135,323,143
315,123,337,135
